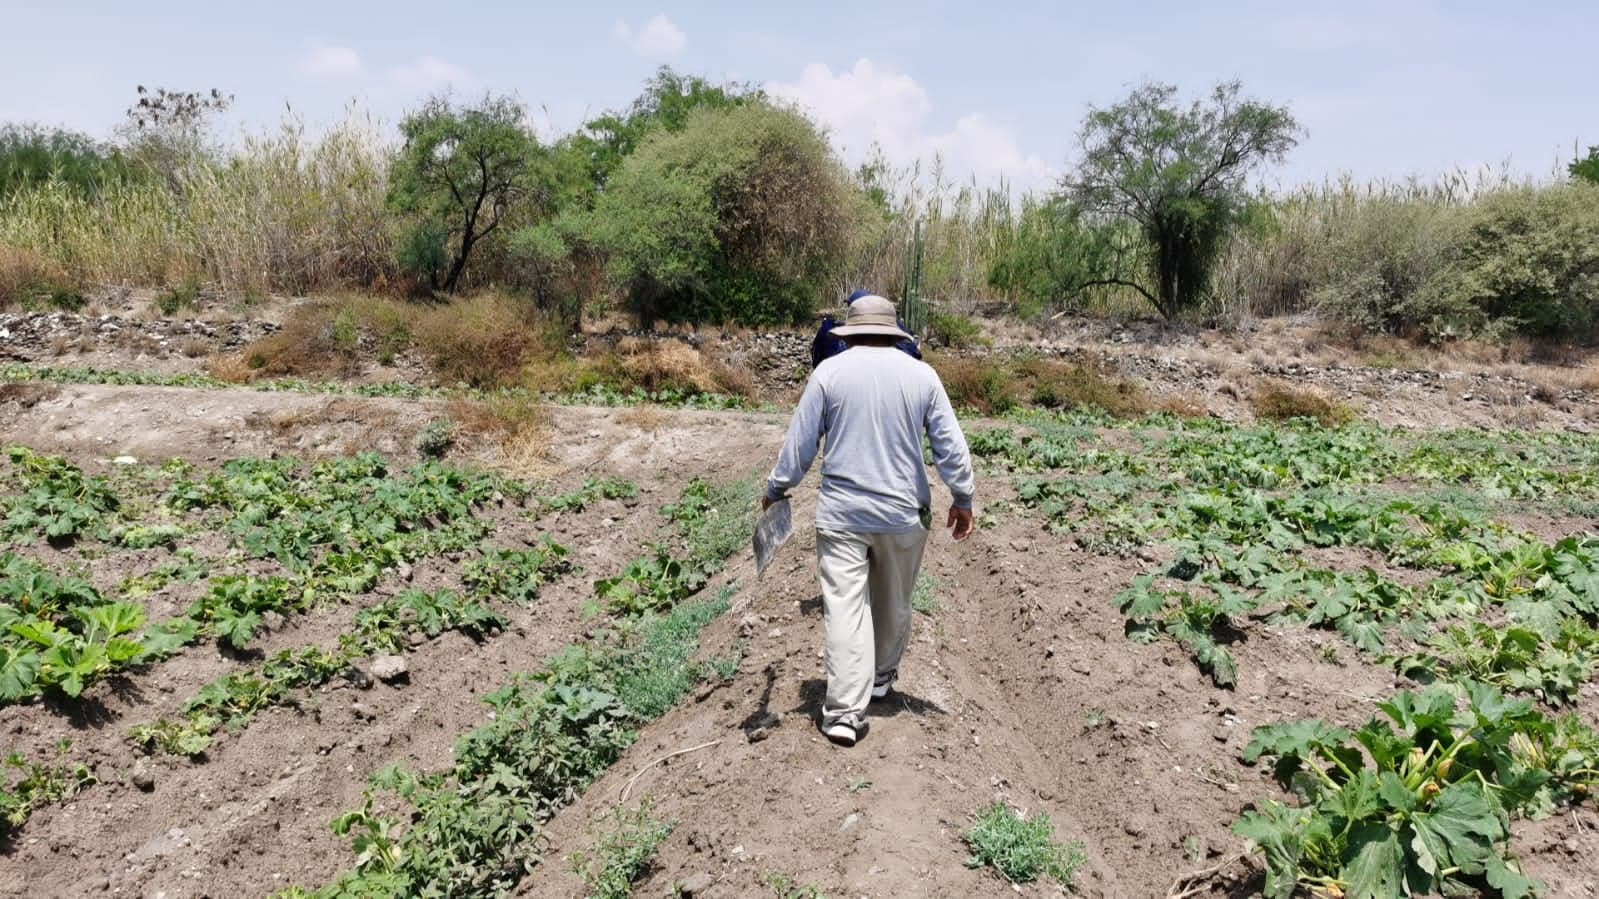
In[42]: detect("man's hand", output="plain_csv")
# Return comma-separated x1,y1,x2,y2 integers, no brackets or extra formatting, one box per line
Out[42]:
946,505,973,542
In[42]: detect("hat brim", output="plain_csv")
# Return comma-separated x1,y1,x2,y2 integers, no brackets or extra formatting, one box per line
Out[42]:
831,322,912,340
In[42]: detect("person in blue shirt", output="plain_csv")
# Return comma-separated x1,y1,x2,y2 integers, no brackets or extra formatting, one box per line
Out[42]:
811,290,922,369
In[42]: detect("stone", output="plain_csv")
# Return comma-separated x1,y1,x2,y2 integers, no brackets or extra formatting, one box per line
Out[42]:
367,654,409,683
130,758,156,792
677,873,716,896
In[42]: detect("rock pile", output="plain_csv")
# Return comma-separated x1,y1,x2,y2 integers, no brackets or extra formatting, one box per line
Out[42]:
0,312,280,362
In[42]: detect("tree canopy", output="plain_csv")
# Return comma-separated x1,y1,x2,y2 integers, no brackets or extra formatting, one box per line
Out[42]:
1065,80,1300,318
586,101,855,327
389,94,539,294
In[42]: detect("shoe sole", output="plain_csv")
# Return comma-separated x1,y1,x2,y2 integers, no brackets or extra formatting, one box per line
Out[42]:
823,723,866,747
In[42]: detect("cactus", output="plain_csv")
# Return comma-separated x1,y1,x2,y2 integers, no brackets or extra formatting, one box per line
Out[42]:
902,218,927,335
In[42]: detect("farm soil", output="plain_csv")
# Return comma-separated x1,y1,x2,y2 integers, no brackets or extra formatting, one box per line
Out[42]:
1,357,1597,895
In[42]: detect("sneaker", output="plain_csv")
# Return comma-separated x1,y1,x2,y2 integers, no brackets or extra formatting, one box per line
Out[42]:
822,721,865,747
871,669,897,700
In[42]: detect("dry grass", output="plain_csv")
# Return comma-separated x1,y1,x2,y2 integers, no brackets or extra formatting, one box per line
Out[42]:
0,245,58,308
929,353,1152,417
1250,380,1355,426
446,396,556,479
410,293,551,388
618,404,670,434
234,301,364,379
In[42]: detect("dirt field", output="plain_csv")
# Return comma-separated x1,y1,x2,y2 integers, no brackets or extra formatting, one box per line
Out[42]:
2,312,1597,899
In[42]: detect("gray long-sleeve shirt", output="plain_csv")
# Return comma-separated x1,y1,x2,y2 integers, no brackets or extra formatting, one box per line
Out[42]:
766,345,975,533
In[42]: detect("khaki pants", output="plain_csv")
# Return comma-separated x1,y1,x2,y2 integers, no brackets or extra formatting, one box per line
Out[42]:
815,527,929,730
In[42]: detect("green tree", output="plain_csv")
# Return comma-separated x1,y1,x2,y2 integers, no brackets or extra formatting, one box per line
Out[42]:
1065,81,1300,318
586,102,854,327
574,67,761,197
1570,145,1599,185
389,94,538,294
0,126,135,198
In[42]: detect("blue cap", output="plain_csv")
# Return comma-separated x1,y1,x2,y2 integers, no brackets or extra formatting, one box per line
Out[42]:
846,289,874,304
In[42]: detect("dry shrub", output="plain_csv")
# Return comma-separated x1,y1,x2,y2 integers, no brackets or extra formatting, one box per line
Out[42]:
930,356,1017,414
929,354,1150,418
446,396,555,479
522,337,755,399
1150,391,1208,418
236,301,363,379
207,352,255,384
1020,357,1149,417
0,245,55,308
336,293,415,363
613,338,754,395
1251,380,1355,426
411,293,553,388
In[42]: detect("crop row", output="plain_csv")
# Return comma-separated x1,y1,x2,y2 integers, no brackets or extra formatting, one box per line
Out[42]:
133,538,570,759
0,450,525,706
976,411,1599,896
279,475,757,898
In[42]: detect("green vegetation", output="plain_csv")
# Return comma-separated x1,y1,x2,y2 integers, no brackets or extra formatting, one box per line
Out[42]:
571,802,675,899
532,477,639,518
1061,80,1300,319
390,95,539,294
137,532,573,758
974,408,1599,896
134,583,533,758
910,573,945,615
586,102,855,327
279,477,754,898
1,742,94,834
962,801,1086,887
1,362,757,411
762,873,829,899
1236,683,1595,898
5,70,1590,340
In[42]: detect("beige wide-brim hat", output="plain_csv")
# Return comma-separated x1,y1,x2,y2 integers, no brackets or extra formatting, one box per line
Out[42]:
830,293,912,340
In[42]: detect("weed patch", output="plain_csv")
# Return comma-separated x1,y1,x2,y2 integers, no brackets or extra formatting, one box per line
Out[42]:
963,801,1086,887
572,801,675,899
1251,380,1355,426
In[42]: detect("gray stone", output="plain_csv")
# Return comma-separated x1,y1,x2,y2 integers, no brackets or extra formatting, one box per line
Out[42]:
677,872,716,896
368,654,409,683
130,758,156,792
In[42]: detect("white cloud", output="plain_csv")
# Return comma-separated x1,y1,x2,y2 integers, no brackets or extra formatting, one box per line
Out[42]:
298,44,363,78
387,56,472,91
769,59,1056,195
614,14,686,60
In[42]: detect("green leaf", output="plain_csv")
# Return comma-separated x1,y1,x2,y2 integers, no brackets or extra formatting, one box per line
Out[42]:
0,646,41,701
1341,824,1404,899
1410,781,1504,878
1232,802,1307,899
1483,853,1542,899
1324,769,1381,824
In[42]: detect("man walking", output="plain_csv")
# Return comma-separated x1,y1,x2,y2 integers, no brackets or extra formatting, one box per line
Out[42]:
764,293,975,747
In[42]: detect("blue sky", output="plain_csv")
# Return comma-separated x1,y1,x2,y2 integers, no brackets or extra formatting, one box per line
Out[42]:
3,1,1592,194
